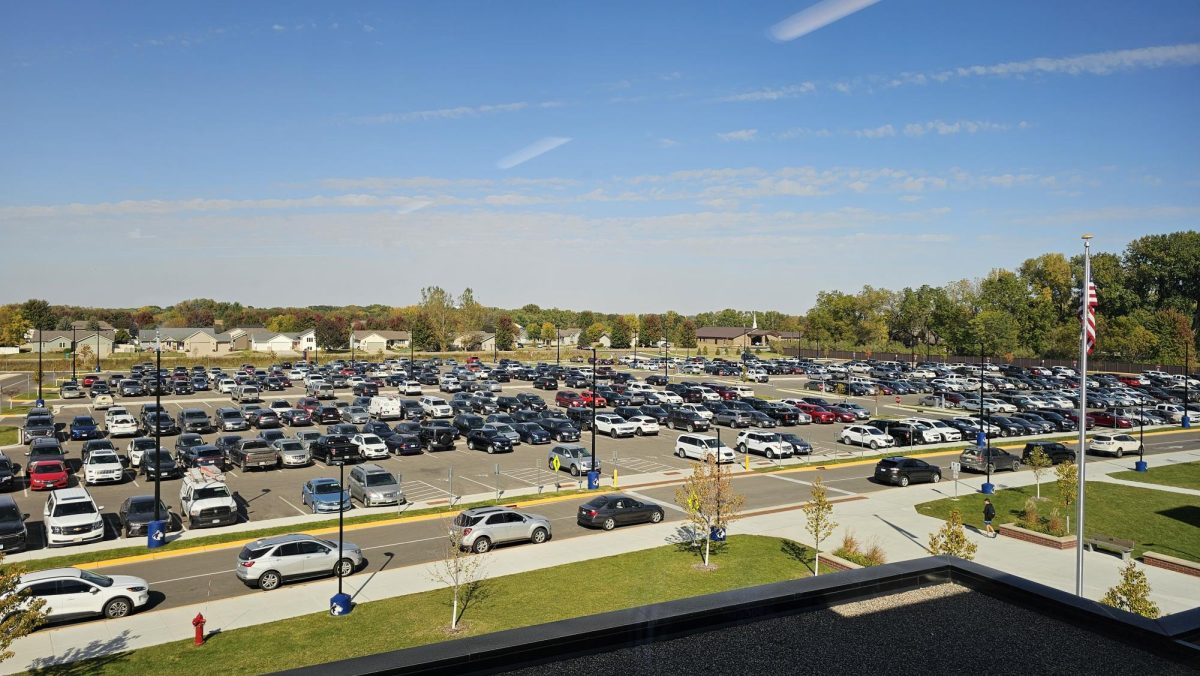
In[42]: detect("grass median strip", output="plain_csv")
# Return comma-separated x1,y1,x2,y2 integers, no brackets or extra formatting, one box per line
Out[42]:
915,482,1200,563
29,534,813,675
0,426,16,446
5,486,611,575
1109,460,1200,491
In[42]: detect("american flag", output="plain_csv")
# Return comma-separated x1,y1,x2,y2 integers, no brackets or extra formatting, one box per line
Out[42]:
1083,281,1097,354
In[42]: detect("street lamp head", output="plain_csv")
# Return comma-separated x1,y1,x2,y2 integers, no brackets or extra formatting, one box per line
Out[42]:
1081,233,1094,241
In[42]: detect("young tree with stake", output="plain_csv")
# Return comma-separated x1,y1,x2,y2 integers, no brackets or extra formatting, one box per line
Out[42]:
928,509,978,560
675,455,745,568
801,476,837,575
1027,446,1052,500
429,523,489,632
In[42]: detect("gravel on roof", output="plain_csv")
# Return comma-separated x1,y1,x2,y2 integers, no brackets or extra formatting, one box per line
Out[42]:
501,583,1191,676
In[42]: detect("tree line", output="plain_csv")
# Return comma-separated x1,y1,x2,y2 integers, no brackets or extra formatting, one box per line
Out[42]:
2,231,1196,362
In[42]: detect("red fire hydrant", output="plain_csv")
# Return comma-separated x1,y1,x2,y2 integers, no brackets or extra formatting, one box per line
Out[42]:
192,612,206,646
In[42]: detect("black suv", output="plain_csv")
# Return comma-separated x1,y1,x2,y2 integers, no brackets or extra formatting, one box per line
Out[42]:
466,428,514,453
418,421,457,451
666,409,710,433
536,419,581,442
1022,441,1077,465
873,457,941,486
452,414,485,436
311,435,359,465
516,393,548,411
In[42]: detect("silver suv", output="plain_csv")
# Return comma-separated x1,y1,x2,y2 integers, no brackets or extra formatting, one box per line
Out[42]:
347,463,404,507
451,507,551,554
546,445,600,476
235,533,362,591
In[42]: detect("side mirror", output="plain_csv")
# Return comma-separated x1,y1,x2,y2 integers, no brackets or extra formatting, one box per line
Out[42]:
90,587,100,594
21,514,29,521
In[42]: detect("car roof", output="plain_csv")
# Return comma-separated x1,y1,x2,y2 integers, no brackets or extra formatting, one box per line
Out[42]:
20,567,86,584
247,533,317,548
51,487,93,502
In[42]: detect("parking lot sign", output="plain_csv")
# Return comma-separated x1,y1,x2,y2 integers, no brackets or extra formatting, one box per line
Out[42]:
551,456,561,472
950,461,961,479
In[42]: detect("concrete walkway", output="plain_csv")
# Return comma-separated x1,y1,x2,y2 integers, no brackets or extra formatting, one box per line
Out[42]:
5,449,1199,673
1092,474,1200,496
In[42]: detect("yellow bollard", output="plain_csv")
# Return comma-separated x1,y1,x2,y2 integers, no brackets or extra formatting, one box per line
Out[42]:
744,453,750,471
612,469,619,488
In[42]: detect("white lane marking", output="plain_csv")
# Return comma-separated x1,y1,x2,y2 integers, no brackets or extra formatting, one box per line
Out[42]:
765,472,857,495
150,570,227,585
361,534,444,551
278,495,308,516
624,490,688,514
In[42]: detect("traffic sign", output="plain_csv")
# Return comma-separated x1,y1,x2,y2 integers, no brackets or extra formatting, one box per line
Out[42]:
950,461,961,479
551,456,561,472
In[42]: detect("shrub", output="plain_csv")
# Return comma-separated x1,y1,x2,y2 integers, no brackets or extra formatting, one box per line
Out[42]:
832,529,887,567
1046,508,1067,537
1020,498,1041,530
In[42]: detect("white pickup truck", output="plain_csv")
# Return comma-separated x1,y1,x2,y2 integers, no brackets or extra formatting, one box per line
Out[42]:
179,467,238,529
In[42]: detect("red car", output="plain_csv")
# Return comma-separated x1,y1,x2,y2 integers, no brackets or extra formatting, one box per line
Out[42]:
1088,411,1134,429
28,460,70,490
81,374,101,387
555,391,586,408
796,403,836,424
826,406,859,423
578,390,608,408
297,397,321,413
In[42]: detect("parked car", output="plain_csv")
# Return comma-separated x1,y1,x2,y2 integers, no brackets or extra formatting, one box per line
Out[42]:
840,424,895,449
873,457,942,487
117,496,175,538
16,568,151,620
347,463,403,507
301,478,352,514
235,533,361,590
1021,442,1076,465
43,487,106,547
83,449,125,485
450,506,551,553
546,444,599,476
673,433,736,463
466,427,514,454
735,430,793,459
27,460,70,491
577,494,665,530
0,495,28,552
958,446,1022,473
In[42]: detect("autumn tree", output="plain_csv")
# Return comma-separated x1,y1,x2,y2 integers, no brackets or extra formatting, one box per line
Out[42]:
674,454,745,568
20,299,54,332
314,317,348,350
1101,560,1160,619
0,553,47,660
0,305,29,346
541,322,556,347
495,315,515,351
927,509,977,560
609,316,631,349
801,476,837,575
1026,446,1053,500
420,286,458,351
677,319,697,349
429,523,490,632
1055,460,1078,516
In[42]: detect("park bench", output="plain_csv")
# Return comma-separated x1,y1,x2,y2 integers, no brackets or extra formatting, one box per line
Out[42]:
1083,534,1135,561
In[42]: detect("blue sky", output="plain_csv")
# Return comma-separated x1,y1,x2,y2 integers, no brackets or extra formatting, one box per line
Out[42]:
2,1,1198,313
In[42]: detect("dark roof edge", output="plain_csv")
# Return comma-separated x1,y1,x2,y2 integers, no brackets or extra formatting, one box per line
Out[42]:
272,556,1200,676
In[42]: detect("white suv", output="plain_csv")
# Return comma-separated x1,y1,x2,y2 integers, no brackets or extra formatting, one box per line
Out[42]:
839,425,895,450
594,414,637,438
350,434,390,460
106,414,140,438
901,418,962,443
419,396,454,418
674,434,736,463
16,568,151,620
1088,433,1140,458
680,403,713,420
735,430,792,460
44,488,105,547
83,450,125,485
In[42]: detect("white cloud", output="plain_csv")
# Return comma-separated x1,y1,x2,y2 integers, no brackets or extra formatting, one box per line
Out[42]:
769,0,883,42
496,137,572,169
718,82,815,102
272,24,286,32
352,101,536,124
855,124,895,138
901,119,1017,136
657,138,680,148
362,24,375,33
717,129,758,142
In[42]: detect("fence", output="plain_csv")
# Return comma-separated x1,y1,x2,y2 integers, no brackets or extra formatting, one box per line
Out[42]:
781,346,1196,376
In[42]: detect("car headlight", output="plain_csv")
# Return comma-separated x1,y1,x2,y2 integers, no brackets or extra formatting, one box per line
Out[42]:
51,526,64,534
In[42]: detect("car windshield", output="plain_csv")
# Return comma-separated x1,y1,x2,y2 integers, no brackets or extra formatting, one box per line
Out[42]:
32,462,65,473
365,474,396,487
89,454,120,465
79,570,113,587
128,499,166,515
195,486,230,500
53,501,97,517
314,482,343,495
360,435,381,444
278,441,304,451
698,438,720,448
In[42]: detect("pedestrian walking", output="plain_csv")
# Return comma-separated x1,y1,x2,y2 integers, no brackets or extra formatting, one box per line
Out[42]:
983,498,996,538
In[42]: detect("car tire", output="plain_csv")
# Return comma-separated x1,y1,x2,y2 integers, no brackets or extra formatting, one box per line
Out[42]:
1114,448,1124,458
667,420,675,430
103,597,133,619
737,443,747,454
677,448,685,458
334,558,354,578
571,464,582,477
472,537,491,554
602,518,616,531
986,463,996,474
869,441,879,450
931,473,941,484
687,423,695,432
531,527,549,544
258,570,282,591
486,445,494,454
635,428,643,436
899,475,910,487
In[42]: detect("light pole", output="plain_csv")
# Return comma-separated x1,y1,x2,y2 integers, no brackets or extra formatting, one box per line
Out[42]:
590,346,597,487
662,337,668,384
1184,336,1192,430
71,325,77,383
556,331,561,368
95,328,101,373
36,327,43,407
1136,395,1147,472
153,330,162,525
338,458,346,596
980,340,994,495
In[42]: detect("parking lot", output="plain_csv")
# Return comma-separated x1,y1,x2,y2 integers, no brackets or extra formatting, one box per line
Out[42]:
2,361,1154,552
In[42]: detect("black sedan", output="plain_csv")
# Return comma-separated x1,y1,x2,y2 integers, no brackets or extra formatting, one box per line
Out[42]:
385,433,424,456
140,449,182,479
280,409,313,426
513,422,551,444
465,428,514,454
516,393,548,411
577,494,665,530
118,495,179,538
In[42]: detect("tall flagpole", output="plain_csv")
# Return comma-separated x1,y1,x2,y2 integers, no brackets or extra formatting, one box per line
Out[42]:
1074,234,1093,597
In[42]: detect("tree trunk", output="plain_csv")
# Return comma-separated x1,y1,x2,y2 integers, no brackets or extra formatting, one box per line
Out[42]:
451,585,459,630
814,549,821,576
704,534,711,566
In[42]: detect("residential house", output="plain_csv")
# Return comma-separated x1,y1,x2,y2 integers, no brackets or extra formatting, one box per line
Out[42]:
453,332,495,351
696,327,775,348
21,331,114,357
138,328,231,355
351,330,411,353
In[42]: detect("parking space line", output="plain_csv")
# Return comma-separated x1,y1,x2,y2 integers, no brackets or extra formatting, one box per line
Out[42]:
765,472,856,495
454,474,494,491
278,495,308,516
150,570,227,585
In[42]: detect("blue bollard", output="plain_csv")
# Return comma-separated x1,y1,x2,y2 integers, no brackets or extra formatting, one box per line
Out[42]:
981,482,995,495
330,593,352,617
146,520,167,549
1183,415,1191,429
1135,460,1148,472
587,470,600,490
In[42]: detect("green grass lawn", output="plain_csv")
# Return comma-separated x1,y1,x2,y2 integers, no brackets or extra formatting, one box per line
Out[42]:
1110,461,1200,491
916,482,1200,563
33,534,813,675
0,426,15,446
6,486,607,575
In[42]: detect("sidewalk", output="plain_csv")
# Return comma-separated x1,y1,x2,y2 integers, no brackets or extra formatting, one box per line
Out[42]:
5,449,1198,673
